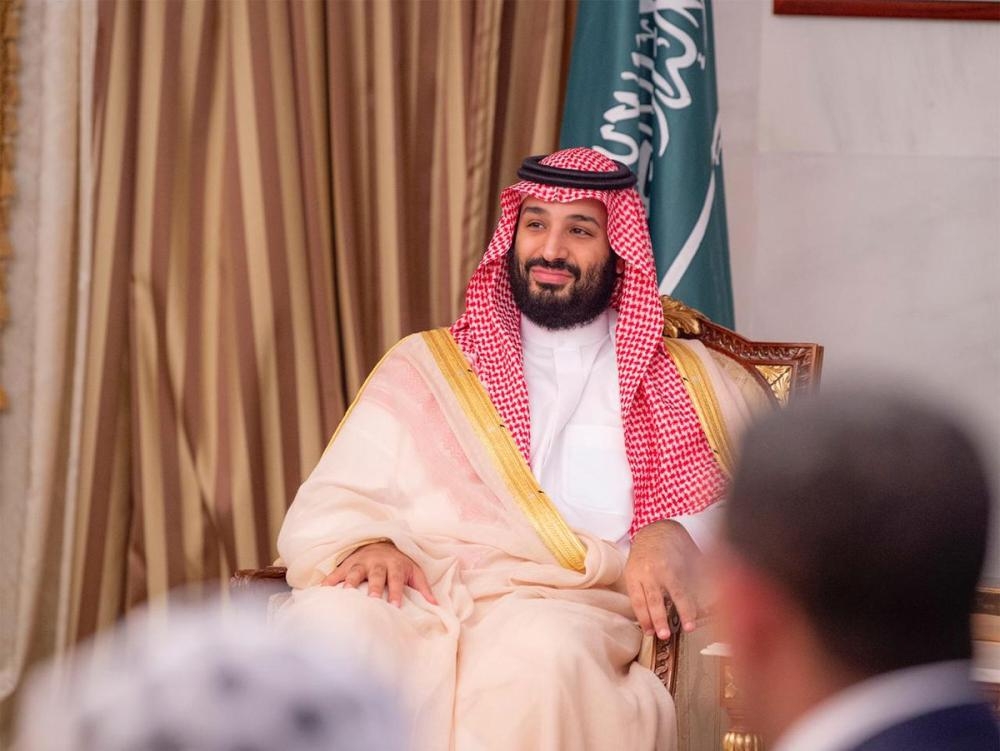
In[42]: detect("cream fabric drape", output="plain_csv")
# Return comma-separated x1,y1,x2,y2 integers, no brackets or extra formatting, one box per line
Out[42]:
1,0,575,738
274,332,675,751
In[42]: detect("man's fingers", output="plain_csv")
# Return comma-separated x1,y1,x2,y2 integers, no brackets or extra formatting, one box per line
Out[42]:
367,564,387,599
343,563,367,589
322,566,347,587
409,565,438,605
646,585,672,640
628,582,653,635
386,566,406,607
669,585,699,633
321,547,438,609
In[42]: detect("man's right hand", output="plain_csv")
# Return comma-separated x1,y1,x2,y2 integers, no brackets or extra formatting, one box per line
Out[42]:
322,541,438,608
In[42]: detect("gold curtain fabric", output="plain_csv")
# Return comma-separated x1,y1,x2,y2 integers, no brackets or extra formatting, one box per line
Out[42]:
0,1,95,739
79,0,352,632
58,0,574,647
326,0,576,392
0,0,20,411
2,0,574,738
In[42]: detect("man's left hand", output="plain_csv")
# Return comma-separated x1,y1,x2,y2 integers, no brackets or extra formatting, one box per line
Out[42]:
624,519,703,638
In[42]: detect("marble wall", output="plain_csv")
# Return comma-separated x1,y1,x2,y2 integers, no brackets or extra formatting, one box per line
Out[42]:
713,1,1000,575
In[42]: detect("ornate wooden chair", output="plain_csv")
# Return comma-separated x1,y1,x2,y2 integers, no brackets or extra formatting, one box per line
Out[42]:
639,298,823,750
232,297,824,751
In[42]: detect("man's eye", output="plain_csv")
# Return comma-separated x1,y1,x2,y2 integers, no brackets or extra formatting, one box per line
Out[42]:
570,227,593,237
525,221,544,229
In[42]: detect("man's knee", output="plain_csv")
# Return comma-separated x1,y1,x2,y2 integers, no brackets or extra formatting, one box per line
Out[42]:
470,599,628,676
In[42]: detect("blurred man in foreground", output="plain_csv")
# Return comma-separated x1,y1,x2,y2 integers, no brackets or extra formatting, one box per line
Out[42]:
714,389,998,751
16,599,405,751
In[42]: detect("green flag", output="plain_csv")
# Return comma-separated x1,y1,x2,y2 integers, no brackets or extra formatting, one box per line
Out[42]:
560,0,735,327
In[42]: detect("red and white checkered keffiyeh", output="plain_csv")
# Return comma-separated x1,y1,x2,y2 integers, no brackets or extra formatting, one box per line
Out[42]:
450,148,724,535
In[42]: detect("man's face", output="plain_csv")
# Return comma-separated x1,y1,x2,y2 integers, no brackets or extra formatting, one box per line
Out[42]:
507,197,621,330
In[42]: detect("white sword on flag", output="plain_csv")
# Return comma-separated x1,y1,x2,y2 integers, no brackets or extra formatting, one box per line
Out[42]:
659,115,722,296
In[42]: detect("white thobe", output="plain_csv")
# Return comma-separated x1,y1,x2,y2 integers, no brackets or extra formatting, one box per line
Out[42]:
520,310,723,550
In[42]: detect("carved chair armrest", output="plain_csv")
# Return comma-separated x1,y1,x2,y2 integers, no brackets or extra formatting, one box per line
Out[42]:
648,598,683,696
230,565,291,600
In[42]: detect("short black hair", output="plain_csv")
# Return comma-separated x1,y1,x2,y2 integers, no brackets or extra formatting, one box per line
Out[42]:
725,389,992,675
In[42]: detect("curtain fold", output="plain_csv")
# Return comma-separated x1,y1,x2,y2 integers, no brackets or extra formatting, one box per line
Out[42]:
73,0,349,630
327,0,576,393
2,1,575,739
0,0,92,738
0,0,19,412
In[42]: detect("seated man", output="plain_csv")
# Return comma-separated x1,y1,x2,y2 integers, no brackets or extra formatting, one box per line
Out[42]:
714,389,999,751
275,148,766,750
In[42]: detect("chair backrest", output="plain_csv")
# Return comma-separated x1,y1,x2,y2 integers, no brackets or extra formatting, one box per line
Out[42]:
662,295,823,406
651,296,824,695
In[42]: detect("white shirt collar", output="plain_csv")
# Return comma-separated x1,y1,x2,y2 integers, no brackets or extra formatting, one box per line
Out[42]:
772,660,980,751
520,309,613,351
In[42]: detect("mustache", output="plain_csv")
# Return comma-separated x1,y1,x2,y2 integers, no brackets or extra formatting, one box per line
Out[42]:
523,257,581,280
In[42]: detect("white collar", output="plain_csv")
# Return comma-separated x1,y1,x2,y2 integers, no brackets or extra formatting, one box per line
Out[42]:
520,309,613,351
773,660,980,751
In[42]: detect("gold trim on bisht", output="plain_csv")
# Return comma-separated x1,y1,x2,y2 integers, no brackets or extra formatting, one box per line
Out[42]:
662,337,735,477
422,328,588,572
0,0,20,411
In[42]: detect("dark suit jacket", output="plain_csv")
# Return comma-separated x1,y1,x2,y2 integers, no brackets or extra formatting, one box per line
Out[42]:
849,702,999,751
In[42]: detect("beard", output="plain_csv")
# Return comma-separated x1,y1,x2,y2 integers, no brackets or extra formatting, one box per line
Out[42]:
507,249,619,330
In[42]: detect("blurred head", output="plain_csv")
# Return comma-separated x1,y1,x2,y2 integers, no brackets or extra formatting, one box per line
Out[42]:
507,197,621,329
16,600,406,751
713,389,992,739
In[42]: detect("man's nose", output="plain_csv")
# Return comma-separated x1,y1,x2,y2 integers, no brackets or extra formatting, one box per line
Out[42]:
540,230,568,261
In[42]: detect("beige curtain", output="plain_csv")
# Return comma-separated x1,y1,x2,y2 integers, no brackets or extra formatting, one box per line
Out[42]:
0,0,20,412
2,1,575,735
0,0,95,740
74,0,574,635
327,0,576,392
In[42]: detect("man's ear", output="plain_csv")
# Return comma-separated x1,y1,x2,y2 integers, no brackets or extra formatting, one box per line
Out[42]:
714,555,790,669
616,256,625,274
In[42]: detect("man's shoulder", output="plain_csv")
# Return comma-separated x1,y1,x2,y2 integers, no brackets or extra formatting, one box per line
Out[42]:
370,328,458,372
363,332,430,378
396,328,453,347
382,329,442,357
849,702,999,751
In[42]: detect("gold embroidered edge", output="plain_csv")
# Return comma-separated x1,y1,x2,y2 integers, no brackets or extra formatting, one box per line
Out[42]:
422,329,587,572
662,338,735,477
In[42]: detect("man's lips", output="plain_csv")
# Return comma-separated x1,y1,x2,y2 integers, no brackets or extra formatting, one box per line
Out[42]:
529,266,574,285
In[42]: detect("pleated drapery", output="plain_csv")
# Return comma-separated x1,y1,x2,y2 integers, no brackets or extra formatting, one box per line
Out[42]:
78,1,346,631
0,1,95,740
44,0,575,649
326,0,576,393
0,0,20,411
1,3,575,737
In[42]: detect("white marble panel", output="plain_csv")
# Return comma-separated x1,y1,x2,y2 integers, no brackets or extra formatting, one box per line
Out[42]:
758,8,1000,158
714,0,764,154
743,151,1000,572
720,151,760,326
